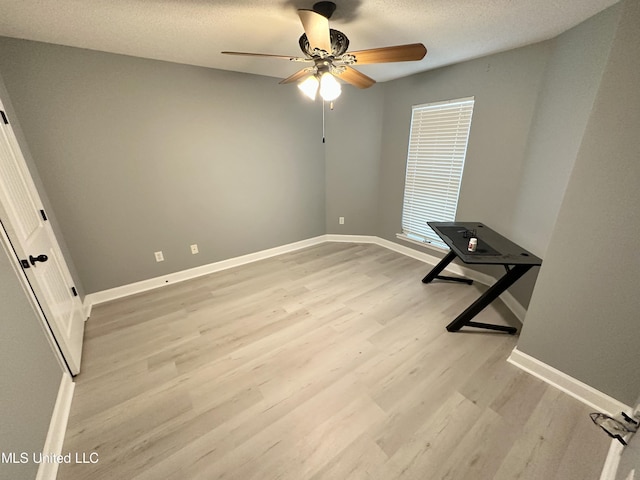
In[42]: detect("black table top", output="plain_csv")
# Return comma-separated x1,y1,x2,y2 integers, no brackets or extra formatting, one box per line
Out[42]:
428,222,543,266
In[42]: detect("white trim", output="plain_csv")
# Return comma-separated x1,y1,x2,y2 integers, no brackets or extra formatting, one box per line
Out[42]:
507,347,631,415
77,234,630,480
509,347,632,480
412,95,476,109
599,440,625,480
380,235,494,286
82,298,92,321
600,400,640,480
84,234,527,323
85,235,327,307
324,234,377,244
401,97,475,248
327,234,471,282
499,291,527,323
396,232,449,254
36,373,75,480
384,235,450,266
0,217,69,374
388,235,527,322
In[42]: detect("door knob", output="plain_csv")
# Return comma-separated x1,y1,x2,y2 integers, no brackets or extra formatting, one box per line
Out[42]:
29,254,48,266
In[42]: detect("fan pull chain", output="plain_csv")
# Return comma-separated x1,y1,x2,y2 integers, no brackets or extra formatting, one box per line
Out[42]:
321,100,336,143
322,100,325,143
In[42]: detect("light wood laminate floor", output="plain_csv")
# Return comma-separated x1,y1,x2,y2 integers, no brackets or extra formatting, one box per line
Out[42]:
59,243,610,479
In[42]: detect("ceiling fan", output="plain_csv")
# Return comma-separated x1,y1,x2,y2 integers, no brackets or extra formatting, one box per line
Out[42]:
222,1,427,102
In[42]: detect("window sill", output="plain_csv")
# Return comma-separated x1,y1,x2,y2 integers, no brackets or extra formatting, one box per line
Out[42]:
396,233,449,254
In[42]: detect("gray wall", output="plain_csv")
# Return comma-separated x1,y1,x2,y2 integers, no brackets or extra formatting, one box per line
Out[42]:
373,5,620,308
0,5,621,306
0,39,326,293
518,0,640,406
0,71,85,299
325,86,384,235
500,3,620,305
510,5,620,258
0,235,63,480
377,43,548,242
376,41,551,306
0,0,635,409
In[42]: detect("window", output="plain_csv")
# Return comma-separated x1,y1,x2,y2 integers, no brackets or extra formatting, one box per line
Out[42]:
400,96,475,249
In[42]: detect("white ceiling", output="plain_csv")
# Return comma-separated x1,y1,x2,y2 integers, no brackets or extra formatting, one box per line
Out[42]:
0,0,619,84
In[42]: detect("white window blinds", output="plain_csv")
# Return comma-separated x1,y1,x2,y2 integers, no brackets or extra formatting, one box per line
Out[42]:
401,97,475,249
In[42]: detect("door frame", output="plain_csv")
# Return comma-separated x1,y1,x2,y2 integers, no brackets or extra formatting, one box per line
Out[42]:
0,218,71,375
0,97,83,376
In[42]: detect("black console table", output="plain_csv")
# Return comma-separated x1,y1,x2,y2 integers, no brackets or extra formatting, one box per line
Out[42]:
422,222,542,334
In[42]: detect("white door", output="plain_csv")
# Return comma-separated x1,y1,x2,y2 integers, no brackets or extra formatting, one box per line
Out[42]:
0,100,84,375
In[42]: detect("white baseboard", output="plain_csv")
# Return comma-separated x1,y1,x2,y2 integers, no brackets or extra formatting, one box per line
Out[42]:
508,346,631,480
78,234,627,479
600,440,625,480
507,347,631,415
84,234,527,323
376,236,448,267
377,236,495,283
36,373,75,480
378,236,527,323
499,291,527,323
601,400,640,480
85,235,327,307
324,234,377,244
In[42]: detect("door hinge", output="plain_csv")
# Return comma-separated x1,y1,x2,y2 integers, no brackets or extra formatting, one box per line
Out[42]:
40,209,48,221
20,259,30,269
0,110,8,125
71,286,78,297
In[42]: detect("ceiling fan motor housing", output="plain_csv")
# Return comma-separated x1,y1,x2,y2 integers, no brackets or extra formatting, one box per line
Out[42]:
222,0,426,91
312,1,337,19
299,29,349,57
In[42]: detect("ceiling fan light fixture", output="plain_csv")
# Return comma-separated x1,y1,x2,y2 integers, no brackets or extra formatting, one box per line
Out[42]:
298,75,320,100
319,72,341,101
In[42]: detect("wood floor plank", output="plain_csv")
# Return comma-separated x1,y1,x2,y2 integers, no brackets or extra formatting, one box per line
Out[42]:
383,392,486,480
58,243,610,480
493,388,599,480
308,432,389,480
431,405,520,480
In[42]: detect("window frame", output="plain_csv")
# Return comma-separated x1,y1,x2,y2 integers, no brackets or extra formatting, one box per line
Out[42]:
398,96,475,250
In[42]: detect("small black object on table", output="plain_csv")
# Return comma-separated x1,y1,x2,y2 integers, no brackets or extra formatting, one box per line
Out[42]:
422,222,542,335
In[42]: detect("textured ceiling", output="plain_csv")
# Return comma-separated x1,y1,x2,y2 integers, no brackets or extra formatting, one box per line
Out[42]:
0,0,619,83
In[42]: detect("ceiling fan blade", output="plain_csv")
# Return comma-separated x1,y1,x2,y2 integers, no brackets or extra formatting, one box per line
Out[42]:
348,43,427,64
298,9,332,53
279,68,312,85
337,66,376,89
221,51,303,61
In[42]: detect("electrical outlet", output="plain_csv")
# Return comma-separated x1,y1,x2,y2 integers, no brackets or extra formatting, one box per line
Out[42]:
190,244,199,254
154,251,164,262
339,216,345,225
